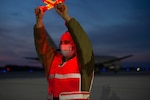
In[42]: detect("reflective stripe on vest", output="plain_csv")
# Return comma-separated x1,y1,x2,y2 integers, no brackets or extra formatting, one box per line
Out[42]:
59,91,90,100
49,73,81,79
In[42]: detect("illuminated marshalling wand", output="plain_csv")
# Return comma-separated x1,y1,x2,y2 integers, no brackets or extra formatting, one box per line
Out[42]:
42,0,65,11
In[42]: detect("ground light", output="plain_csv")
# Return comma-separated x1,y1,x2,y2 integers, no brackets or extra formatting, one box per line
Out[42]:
126,67,130,72
2,69,7,74
146,67,149,71
101,67,106,72
29,69,33,73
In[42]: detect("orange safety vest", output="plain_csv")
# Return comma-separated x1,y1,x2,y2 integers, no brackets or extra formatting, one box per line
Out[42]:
48,54,81,98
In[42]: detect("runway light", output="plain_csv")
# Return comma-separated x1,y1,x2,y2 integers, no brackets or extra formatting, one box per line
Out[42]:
6,67,10,72
126,67,130,72
29,69,33,73
101,68,106,72
2,69,7,74
146,67,149,71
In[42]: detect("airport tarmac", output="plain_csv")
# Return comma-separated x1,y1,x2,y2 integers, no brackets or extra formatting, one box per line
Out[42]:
0,71,150,100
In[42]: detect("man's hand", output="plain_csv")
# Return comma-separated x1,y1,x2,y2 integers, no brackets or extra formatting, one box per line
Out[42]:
34,6,45,28
54,3,71,21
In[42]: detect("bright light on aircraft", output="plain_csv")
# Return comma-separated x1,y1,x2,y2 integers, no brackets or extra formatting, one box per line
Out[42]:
137,67,140,72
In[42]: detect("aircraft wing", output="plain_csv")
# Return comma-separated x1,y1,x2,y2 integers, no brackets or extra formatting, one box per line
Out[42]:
98,55,133,64
94,54,133,73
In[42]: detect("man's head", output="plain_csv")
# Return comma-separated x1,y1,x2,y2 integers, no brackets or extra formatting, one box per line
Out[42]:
60,31,76,59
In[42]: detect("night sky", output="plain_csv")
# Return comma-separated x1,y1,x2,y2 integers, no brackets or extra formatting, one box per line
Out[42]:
0,0,150,67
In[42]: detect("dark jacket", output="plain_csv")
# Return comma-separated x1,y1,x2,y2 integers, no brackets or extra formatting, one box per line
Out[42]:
34,18,95,91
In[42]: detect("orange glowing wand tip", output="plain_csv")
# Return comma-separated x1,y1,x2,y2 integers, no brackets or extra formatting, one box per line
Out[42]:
42,0,65,11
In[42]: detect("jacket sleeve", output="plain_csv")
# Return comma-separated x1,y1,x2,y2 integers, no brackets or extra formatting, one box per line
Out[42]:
34,25,56,77
66,18,95,91
66,18,94,72
65,18,93,66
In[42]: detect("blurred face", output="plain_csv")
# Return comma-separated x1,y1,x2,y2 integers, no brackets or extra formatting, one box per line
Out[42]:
60,32,76,59
60,40,76,59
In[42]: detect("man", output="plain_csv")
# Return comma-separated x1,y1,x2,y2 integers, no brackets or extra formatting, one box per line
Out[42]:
34,3,94,100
